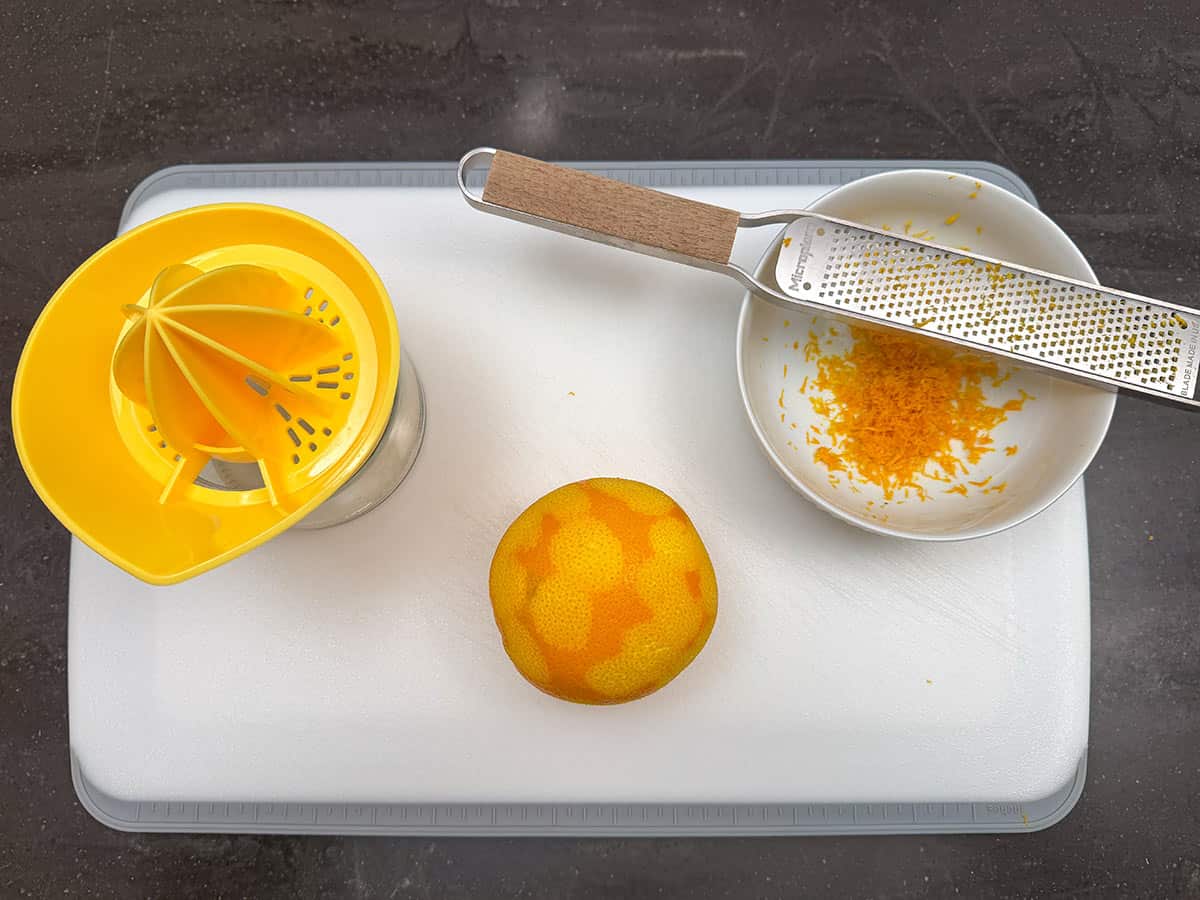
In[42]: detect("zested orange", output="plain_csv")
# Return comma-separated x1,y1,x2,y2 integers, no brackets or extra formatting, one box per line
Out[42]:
489,478,717,704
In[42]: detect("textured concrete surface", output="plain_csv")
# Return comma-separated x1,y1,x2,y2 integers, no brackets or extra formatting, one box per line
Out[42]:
2,1,1199,897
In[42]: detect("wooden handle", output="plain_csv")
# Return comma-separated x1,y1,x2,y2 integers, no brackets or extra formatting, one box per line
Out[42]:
481,151,739,266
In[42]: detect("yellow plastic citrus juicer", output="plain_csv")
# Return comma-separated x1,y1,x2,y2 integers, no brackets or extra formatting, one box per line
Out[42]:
12,203,404,585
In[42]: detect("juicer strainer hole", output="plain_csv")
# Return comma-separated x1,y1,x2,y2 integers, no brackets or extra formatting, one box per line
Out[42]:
304,287,314,299
308,442,318,452
317,381,338,390
287,428,301,447
290,374,311,382
322,427,332,436
304,306,312,316
343,352,353,361
274,403,292,421
330,316,340,327
297,418,315,435
343,372,354,380
245,376,269,397
340,392,351,400
318,300,329,312
317,365,340,375
293,454,301,464
159,441,167,449
148,424,157,432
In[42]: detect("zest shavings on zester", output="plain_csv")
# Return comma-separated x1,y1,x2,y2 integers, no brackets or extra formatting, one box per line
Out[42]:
804,325,1030,501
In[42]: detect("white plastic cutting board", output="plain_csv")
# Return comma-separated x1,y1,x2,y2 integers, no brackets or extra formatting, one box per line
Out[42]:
70,169,1089,806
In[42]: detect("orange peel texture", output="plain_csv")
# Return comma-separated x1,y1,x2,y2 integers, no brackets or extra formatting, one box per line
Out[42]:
489,478,718,704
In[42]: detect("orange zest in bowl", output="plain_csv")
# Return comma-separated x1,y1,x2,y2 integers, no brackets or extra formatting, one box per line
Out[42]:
807,326,1030,500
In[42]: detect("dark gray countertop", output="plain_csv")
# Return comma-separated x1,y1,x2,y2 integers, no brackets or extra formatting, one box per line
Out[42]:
2,1,1199,897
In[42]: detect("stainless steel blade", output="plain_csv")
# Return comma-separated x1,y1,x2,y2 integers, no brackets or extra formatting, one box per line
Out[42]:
775,214,1200,406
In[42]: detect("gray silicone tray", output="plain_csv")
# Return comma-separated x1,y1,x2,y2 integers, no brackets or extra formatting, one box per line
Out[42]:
74,158,1085,836
73,755,1084,836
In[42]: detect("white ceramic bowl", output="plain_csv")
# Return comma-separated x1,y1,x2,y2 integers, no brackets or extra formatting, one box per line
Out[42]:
736,170,1116,540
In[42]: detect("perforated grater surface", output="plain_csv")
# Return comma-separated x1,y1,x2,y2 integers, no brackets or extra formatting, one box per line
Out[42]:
461,149,1200,410
775,216,1200,402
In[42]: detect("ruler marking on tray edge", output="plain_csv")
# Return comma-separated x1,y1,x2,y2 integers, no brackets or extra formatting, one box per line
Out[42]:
81,753,1083,835
119,160,1037,229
